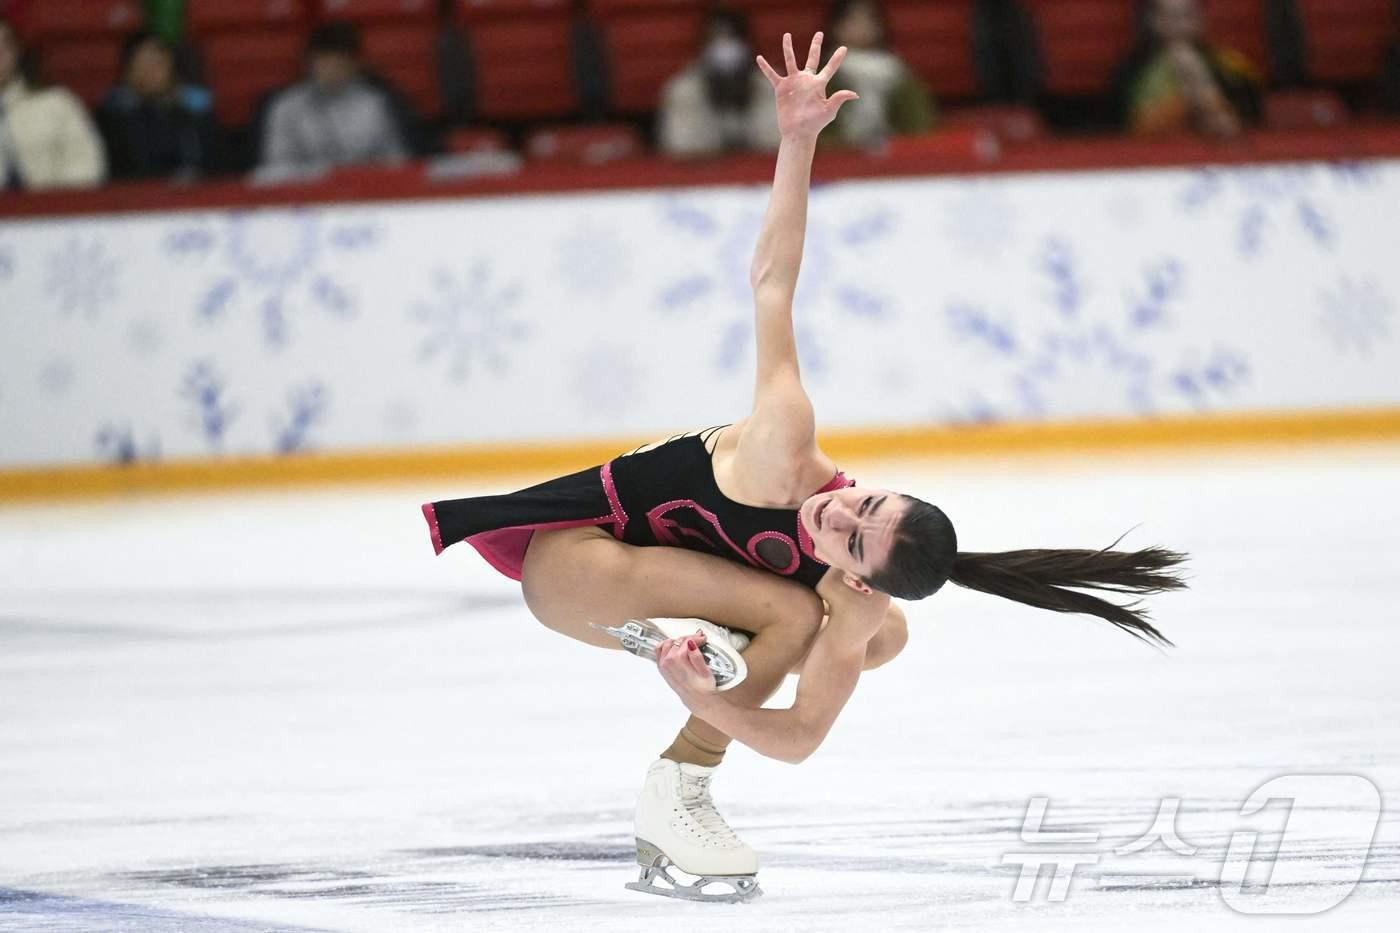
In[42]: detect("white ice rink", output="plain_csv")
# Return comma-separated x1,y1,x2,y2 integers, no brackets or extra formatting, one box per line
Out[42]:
2,446,1398,931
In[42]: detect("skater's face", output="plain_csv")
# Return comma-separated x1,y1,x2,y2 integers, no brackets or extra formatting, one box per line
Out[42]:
801,487,903,583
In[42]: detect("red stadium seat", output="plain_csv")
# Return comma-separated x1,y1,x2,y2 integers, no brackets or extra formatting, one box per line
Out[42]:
941,103,1045,144
887,0,979,100
39,38,123,106
1263,88,1349,129
316,0,436,23
1021,0,1136,96
23,0,142,39
588,0,704,113
456,0,579,120
186,0,306,35
1203,0,1270,81
445,127,510,153
203,31,307,127
525,123,642,163
362,23,441,116
1295,0,1397,85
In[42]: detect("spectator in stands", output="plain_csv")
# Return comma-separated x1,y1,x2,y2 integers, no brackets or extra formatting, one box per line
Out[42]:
98,31,223,181
1113,0,1261,138
0,16,107,191
1380,38,1400,115
821,0,936,148
260,22,408,176
658,7,781,159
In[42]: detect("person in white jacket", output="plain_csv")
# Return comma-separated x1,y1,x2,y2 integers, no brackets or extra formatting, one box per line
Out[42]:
0,17,107,191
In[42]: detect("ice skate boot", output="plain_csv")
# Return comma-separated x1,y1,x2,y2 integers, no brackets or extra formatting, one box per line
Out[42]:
591,618,750,691
626,758,762,903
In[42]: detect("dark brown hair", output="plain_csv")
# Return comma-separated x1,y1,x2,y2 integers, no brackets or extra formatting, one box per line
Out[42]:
866,496,1188,647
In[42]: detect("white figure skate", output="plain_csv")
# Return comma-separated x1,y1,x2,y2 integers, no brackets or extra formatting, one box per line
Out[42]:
627,758,762,903
591,618,750,691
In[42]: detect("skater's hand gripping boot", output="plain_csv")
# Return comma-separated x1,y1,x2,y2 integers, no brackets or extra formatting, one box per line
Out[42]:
590,618,749,691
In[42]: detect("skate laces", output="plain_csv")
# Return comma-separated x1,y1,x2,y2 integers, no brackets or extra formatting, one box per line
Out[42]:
679,771,740,845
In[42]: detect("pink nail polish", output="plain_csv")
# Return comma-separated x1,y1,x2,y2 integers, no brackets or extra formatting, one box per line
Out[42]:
687,640,696,651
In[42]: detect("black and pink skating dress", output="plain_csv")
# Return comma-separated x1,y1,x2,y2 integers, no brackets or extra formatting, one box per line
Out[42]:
422,426,852,592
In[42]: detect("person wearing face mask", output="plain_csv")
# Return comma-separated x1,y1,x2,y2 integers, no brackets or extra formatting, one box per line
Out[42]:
1112,0,1261,138
97,31,224,181
819,0,936,149
0,16,107,191
658,8,781,159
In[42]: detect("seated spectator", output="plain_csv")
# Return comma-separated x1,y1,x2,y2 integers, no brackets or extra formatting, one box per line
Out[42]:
260,22,409,175
0,17,106,191
658,8,780,159
821,0,937,148
1381,37,1400,115
98,31,224,181
1114,0,1261,138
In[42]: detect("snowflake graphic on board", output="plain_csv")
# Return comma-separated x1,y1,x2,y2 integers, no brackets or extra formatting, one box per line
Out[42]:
1316,276,1395,357
568,344,644,419
554,222,631,297
941,181,1020,259
164,209,377,348
44,238,120,318
410,261,527,381
1177,162,1377,258
655,194,895,377
271,381,330,454
946,238,1247,418
0,243,14,281
180,359,240,452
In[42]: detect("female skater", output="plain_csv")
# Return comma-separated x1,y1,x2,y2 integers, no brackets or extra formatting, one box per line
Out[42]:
423,32,1187,902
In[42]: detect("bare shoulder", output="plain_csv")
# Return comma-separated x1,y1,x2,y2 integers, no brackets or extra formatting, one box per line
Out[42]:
711,417,838,507
815,573,891,644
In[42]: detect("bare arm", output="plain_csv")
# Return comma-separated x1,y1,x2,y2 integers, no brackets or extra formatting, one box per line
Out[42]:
734,34,858,471
657,587,889,764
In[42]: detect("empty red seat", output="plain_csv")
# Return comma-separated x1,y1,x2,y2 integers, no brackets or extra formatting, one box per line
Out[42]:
1021,0,1136,96
1263,88,1349,129
316,0,435,23
203,31,307,127
1204,0,1270,80
445,126,509,153
24,0,142,39
39,38,122,106
187,0,306,35
941,103,1045,144
589,0,703,113
887,0,978,100
362,23,440,116
457,0,579,120
526,123,641,163
1295,0,1396,85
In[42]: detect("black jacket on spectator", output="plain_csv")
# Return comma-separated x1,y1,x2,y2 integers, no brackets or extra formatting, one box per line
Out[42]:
97,84,224,180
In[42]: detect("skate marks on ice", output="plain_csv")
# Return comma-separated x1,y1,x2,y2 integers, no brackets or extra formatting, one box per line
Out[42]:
0,886,332,933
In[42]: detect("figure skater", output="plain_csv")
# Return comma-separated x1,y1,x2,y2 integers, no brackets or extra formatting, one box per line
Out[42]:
422,31,1188,903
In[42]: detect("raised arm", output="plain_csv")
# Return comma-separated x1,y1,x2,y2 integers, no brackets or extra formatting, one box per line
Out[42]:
736,34,858,466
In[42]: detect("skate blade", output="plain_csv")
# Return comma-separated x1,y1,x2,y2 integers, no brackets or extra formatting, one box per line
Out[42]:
590,619,748,691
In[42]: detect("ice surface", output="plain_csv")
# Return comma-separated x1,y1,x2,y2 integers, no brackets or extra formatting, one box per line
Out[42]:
1,447,1398,931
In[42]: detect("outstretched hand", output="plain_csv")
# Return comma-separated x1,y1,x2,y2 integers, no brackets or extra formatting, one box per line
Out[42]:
757,32,859,141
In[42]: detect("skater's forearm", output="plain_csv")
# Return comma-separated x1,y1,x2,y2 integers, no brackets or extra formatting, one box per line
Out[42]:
689,632,865,764
749,135,816,296
688,697,821,765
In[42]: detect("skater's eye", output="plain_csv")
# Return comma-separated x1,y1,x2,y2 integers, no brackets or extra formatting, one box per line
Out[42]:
848,531,857,557
858,497,871,516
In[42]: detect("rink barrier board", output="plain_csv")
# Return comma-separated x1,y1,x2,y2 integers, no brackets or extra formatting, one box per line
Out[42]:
1,407,1398,503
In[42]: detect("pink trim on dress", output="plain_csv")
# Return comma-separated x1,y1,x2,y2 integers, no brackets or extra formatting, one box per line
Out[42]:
648,498,769,572
746,530,801,575
467,514,618,581
600,460,629,541
422,503,446,556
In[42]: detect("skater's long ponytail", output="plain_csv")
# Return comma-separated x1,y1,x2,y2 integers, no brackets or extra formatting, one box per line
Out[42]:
867,497,1188,647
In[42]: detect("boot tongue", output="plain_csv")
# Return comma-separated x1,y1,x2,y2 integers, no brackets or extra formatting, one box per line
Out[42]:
677,762,714,799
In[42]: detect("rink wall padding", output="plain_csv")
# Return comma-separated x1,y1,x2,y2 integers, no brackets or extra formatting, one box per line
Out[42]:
3,157,1400,498
1,408,1398,501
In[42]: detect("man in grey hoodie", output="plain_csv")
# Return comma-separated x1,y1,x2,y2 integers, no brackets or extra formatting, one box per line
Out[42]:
260,22,408,176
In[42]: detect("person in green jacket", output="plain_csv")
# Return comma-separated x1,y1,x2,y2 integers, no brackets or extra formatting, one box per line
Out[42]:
144,0,183,44
819,0,936,148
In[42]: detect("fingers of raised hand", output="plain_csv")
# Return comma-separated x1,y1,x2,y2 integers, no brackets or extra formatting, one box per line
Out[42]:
756,54,781,87
819,44,848,82
805,31,824,72
783,32,799,73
